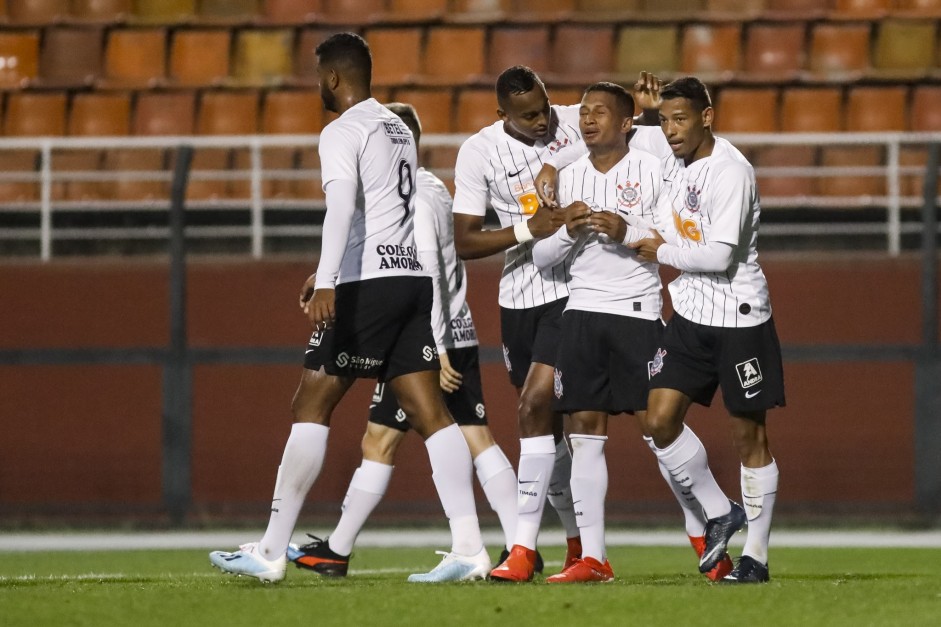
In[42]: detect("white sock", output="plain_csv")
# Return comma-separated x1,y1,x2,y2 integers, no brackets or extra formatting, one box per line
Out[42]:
547,437,580,539
645,436,707,537
653,425,731,520
569,435,608,562
424,424,483,556
259,422,329,560
741,459,779,565
328,460,393,556
474,444,517,551
514,435,556,550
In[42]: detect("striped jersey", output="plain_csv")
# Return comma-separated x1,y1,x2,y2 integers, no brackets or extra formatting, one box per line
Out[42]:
658,136,772,327
413,167,477,351
452,104,583,309
552,148,664,318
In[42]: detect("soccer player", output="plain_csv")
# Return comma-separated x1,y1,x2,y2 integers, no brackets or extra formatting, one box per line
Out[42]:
286,103,518,578
631,76,785,584
208,33,489,584
530,82,664,583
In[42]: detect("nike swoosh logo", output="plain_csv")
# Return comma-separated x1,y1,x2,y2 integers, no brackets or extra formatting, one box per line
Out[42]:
518,479,538,485
745,389,762,399
508,168,524,177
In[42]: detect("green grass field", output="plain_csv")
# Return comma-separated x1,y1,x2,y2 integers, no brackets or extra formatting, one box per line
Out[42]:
2,545,940,627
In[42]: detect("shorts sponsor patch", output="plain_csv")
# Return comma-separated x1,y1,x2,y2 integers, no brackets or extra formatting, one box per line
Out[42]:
475,403,485,419
394,408,407,423
736,358,763,388
422,345,437,362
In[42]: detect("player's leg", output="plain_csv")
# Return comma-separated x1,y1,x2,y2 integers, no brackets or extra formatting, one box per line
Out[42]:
547,414,581,567
461,424,518,557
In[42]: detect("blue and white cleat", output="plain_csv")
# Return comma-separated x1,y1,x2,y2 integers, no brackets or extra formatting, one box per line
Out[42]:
209,541,286,583
407,547,492,583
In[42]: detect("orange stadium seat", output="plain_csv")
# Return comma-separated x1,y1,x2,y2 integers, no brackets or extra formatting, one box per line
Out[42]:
742,22,806,82
780,87,843,132
421,27,486,85
5,0,69,24
68,92,131,136
294,148,323,199
133,91,197,135
294,28,336,84
488,26,550,77
752,145,816,198
232,29,294,87
456,89,498,133
192,91,259,200
574,0,641,19
705,0,766,17
447,0,509,22
514,0,575,21
70,0,131,22
819,146,885,197
37,26,104,87
52,150,105,201
389,88,453,133
764,0,828,18
911,86,941,131
0,31,39,89
3,92,67,136
845,86,907,132
872,19,936,79
366,28,423,86
895,0,941,16
808,22,871,80
0,151,38,202
169,29,231,87
319,0,386,24
830,0,891,18
680,23,741,82
642,0,705,17
132,0,195,23
197,0,259,23
261,0,320,23
714,88,778,133
261,90,322,198
386,0,447,20
615,25,678,81
550,24,614,84
104,148,167,201
101,28,167,88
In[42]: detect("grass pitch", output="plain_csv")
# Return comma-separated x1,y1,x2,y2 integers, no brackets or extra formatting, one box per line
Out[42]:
2,544,940,627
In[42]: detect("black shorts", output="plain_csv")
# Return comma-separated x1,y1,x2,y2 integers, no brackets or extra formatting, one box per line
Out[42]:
553,310,663,415
649,313,786,414
368,346,488,432
500,297,567,388
303,276,440,382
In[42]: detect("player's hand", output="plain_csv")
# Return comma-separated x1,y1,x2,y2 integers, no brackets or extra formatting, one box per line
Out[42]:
628,230,666,262
562,201,592,237
633,71,662,113
525,204,560,239
299,273,316,311
438,351,463,393
306,288,336,331
589,211,628,242
535,163,559,208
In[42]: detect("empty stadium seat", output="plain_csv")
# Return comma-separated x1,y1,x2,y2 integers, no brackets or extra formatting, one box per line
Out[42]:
574,0,640,19
751,145,815,198
764,0,828,17
366,28,423,86
319,0,386,24
101,27,167,88
232,29,294,87
643,0,705,16
615,25,679,81
780,87,843,132
714,88,779,133
550,24,614,83
261,90,322,197
293,28,334,84
37,26,104,87
3,92,67,136
705,0,766,16
133,91,196,135
294,148,323,199
488,26,550,77
68,92,131,136
6,0,69,23
808,22,871,79
456,89,497,133
872,19,936,79
742,22,806,82
845,86,907,132
680,23,741,82
261,0,320,23
132,0,195,23
819,146,885,197
0,151,38,202
52,150,105,201
389,88,453,133
895,0,941,16
191,91,259,200
0,31,39,89
447,0,509,22
197,0,259,22
70,0,131,22
911,86,941,131
169,29,231,87
830,0,891,18
421,27,486,85
514,0,575,20
104,148,167,201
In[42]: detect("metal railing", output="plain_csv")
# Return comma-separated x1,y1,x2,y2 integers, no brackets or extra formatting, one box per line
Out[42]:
2,132,941,260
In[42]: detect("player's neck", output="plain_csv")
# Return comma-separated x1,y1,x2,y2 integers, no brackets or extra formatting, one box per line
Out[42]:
684,132,716,166
588,144,629,174
332,88,373,116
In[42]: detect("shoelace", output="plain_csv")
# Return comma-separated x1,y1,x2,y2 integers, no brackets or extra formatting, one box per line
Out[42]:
299,534,327,551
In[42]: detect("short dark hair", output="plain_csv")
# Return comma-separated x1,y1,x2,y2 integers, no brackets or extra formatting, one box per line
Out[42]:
315,32,372,84
496,65,545,107
384,102,421,145
583,81,635,118
660,76,712,112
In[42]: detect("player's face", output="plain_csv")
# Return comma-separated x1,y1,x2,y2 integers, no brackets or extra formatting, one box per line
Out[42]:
316,61,338,113
659,97,713,162
499,86,552,143
579,91,631,150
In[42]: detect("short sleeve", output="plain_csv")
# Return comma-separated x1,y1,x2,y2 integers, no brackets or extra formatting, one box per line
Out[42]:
319,122,361,190
707,161,752,248
452,138,490,217
412,193,439,254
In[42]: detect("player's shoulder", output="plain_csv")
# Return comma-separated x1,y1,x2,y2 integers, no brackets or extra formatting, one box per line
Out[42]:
711,137,754,178
628,126,671,159
417,167,450,196
628,145,662,166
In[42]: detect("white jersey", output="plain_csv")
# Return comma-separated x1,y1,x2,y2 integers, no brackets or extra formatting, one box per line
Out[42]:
318,98,422,286
658,136,771,327
413,168,477,351
453,104,583,309
552,148,664,318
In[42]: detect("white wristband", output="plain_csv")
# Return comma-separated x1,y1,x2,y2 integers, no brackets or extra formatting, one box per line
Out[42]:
514,221,534,244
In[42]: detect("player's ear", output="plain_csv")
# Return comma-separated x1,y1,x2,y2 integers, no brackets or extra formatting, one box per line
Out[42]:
702,106,714,129
620,115,633,133
496,107,508,122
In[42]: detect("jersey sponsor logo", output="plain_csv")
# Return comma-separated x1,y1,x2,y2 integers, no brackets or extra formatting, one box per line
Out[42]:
685,185,701,213
672,209,703,242
450,317,478,343
336,352,384,370
518,193,539,215
475,403,485,419
617,181,642,209
422,345,437,362
553,368,563,399
736,358,763,388
376,243,422,271
502,344,512,372
547,137,571,154
381,119,413,145
648,347,667,378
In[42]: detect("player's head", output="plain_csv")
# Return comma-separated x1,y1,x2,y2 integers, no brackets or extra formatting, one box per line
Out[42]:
580,82,635,150
496,65,551,142
384,102,421,146
658,76,715,162
315,32,372,113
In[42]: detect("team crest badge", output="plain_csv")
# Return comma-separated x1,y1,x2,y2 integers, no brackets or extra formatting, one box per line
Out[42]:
648,348,667,378
553,368,563,398
736,358,763,388
617,182,641,208
685,185,701,213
